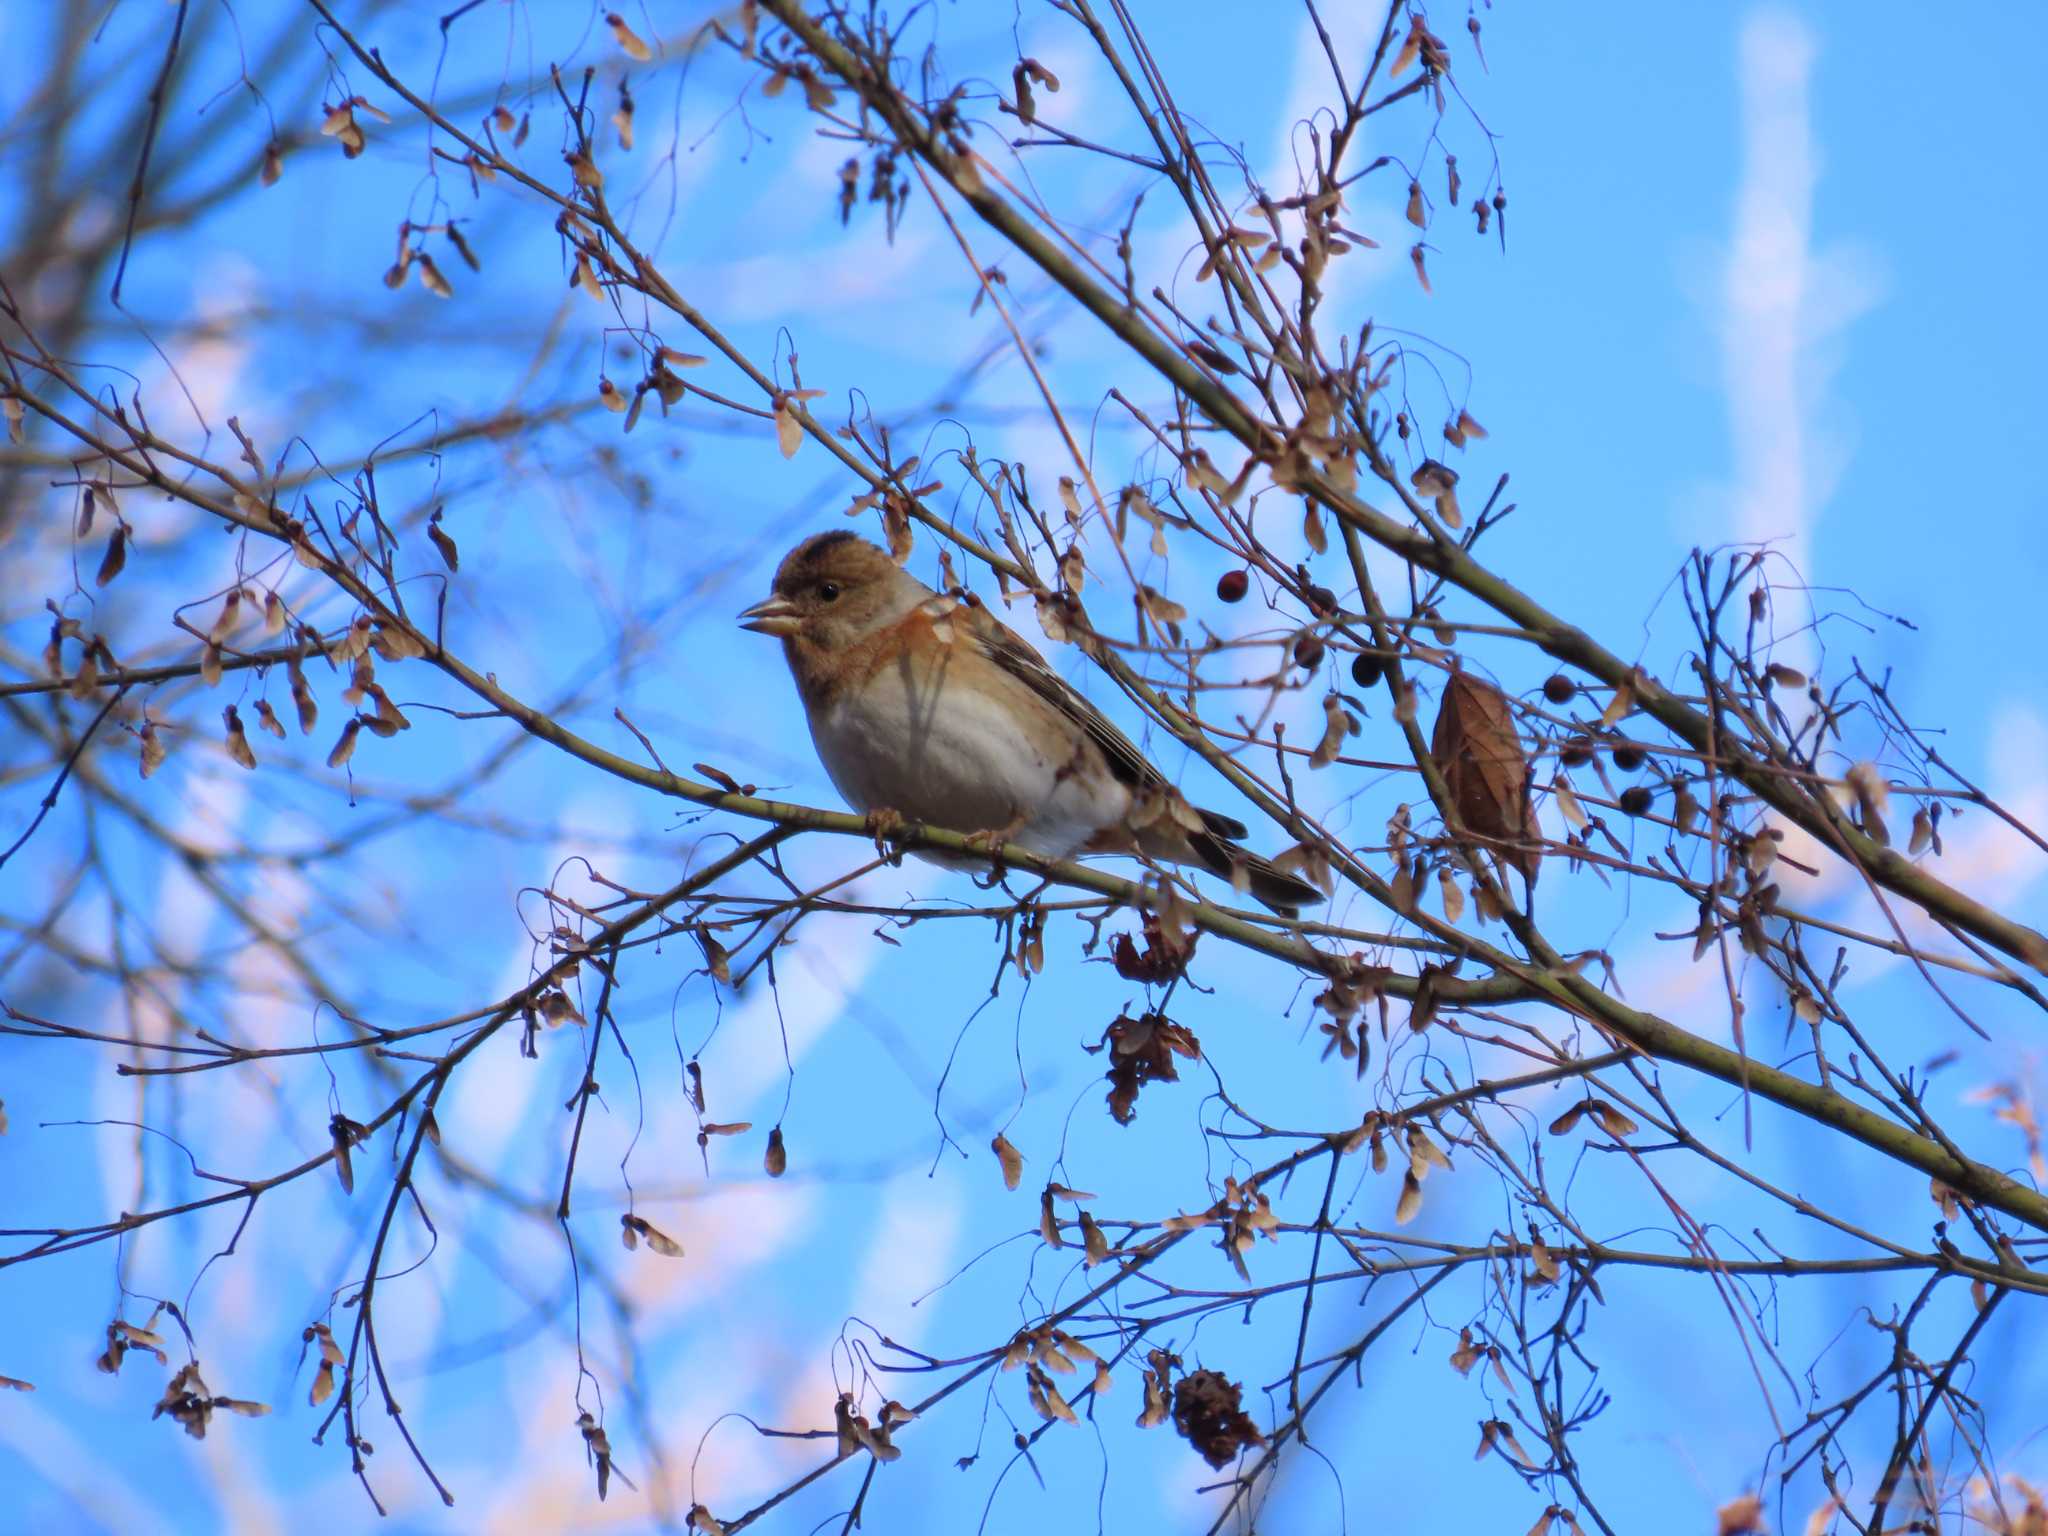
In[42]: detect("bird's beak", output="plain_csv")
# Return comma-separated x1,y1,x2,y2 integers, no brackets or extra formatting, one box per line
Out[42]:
737,595,801,637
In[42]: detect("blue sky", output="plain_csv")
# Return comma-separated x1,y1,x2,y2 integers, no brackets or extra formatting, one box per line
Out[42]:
2,2,2045,1532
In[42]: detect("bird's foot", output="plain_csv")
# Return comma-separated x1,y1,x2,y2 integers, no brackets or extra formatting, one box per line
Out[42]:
962,810,1031,859
963,818,1029,888
864,808,909,863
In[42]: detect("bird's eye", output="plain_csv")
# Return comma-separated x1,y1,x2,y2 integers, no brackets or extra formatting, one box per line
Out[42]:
818,582,841,603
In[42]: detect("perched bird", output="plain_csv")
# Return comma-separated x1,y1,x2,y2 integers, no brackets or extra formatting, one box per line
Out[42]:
739,532,1321,913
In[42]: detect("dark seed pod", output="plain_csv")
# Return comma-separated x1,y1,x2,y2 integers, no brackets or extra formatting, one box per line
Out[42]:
1560,736,1595,769
1351,653,1384,689
1294,634,1326,671
1216,569,1249,603
1611,744,1646,772
1542,674,1576,705
1619,785,1654,817
1303,584,1338,618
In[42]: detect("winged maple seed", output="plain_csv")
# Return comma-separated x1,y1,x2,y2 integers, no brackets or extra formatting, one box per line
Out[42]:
152,1361,270,1440
1079,1209,1112,1266
1037,1187,1063,1248
620,1213,684,1257
578,1410,636,1499
990,1131,1025,1190
1716,1493,1766,1536
97,1316,169,1374
1430,669,1540,892
605,12,653,60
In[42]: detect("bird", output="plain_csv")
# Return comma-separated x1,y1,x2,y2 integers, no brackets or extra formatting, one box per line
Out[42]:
739,532,1321,913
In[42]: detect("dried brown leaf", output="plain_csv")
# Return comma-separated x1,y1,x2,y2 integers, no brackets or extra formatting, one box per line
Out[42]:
1431,672,1539,888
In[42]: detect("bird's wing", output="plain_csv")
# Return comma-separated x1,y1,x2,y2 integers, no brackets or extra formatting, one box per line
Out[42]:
962,602,1250,841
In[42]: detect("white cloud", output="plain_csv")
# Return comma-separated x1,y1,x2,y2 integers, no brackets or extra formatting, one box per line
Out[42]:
1715,8,1883,633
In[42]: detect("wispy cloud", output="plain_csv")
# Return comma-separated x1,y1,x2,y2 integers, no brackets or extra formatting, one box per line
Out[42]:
1718,9,1880,595
1724,9,1818,567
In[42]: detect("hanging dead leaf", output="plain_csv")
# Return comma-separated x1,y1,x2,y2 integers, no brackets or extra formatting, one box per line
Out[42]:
1171,1369,1262,1468
1431,671,1539,888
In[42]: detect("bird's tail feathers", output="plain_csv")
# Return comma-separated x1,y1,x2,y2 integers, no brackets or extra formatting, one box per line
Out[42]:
1186,831,1321,914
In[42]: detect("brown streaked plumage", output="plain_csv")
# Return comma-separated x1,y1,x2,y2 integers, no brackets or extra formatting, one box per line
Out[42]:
739,534,1320,913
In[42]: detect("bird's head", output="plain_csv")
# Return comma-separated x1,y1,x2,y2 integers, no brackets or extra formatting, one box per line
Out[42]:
738,532,926,654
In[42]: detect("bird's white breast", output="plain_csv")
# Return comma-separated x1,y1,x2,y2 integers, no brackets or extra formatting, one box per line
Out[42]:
806,649,1129,860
